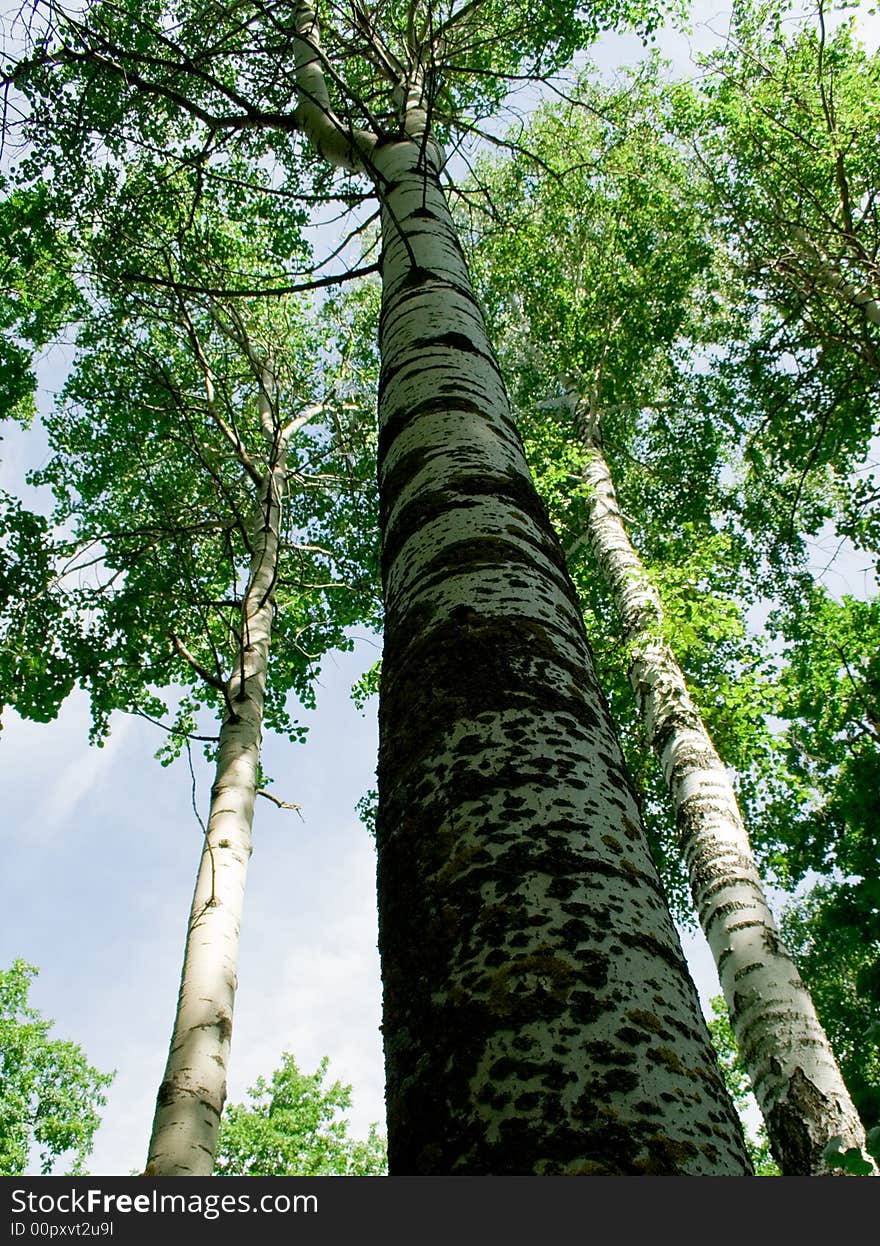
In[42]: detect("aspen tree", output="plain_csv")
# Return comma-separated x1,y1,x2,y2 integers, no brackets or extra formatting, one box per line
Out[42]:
21,167,379,1173
7,0,755,1172
568,391,867,1174
291,3,751,1173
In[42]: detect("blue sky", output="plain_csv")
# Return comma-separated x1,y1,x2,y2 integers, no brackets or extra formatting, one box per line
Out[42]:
3,636,388,1172
2,0,878,1175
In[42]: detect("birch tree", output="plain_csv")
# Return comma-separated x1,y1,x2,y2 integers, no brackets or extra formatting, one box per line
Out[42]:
465,64,870,1171
5,1,756,1172
683,7,880,1160
567,394,866,1173
16,158,380,1175
290,5,754,1173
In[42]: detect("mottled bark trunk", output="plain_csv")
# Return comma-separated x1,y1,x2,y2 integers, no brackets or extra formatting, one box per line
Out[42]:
145,448,286,1176
373,138,753,1175
571,400,868,1174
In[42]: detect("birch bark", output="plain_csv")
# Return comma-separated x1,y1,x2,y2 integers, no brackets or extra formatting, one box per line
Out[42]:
790,228,880,328
290,4,751,1175
569,393,869,1174
370,135,752,1173
145,369,289,1176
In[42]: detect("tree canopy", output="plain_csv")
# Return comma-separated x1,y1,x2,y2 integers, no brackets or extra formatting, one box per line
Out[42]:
1,0,878,1176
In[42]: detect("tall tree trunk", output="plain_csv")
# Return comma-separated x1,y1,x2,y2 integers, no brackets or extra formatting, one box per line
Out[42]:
145,442,286,1176
372,137,753,1175
569,394,868,1174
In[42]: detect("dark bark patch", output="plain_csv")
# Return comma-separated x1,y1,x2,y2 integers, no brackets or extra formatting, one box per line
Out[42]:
765,1067,835,1175
486,953,577,1018
378,614,610,787
626,1008,672,1037
616,1025,652,1047
397,264,438,290
415,330,485,356
377,396,495,465
633,1134,700,1175
647,1046,686,1074
380,478,575,600
156,1080,176,1108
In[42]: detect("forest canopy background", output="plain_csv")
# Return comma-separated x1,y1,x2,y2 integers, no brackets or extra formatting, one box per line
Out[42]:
1,0,878,1174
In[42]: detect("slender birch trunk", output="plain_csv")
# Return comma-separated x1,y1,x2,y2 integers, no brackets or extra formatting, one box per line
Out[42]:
145,378,289,1176
371,136,752,1174
568,394,868,1174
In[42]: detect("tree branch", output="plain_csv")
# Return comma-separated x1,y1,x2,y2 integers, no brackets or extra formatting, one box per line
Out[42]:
171,632,228,694
256,788,303,816
112,261,380,299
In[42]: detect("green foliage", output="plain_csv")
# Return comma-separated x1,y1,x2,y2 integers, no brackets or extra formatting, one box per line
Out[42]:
463,59,777,919
680,2,880,568
0,491,81,727
351,660,382,712
3,0,878,1168
214,1053,386,1176
460,14,880,986
822,1135,875,1176
746,588,880,917
0,179,79,423
693,0,880,376
355,787,379,840
7,0,681,234
6,148,382,757
706,996,779,1175
0,961,114,1175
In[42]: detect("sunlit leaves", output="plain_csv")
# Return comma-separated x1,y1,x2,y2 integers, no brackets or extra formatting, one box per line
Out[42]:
9,141,382,757
682,2,880,555
0,961,114,1176
0,180,79,423
214,1052,386,1176
755,590,880,884
463,62,774,917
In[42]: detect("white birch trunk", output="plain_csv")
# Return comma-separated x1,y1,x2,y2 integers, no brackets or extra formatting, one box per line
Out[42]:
571,397,868,1174
145,424,287,1176
372,136,753,1174
791,227,880,327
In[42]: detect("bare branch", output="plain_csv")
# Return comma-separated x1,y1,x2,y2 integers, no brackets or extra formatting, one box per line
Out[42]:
175,292,265,486
256,788,304,816
112,261,380,299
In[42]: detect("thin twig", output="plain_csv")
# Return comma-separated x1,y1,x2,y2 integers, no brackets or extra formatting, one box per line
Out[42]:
257,788,304,819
